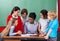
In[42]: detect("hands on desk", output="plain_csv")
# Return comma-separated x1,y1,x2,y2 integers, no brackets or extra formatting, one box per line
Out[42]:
16,31,22,35
44,35,49,39
39,32,49,40
39,31,46,37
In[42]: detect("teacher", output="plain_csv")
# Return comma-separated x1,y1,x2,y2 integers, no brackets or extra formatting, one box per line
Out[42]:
7,6,24,34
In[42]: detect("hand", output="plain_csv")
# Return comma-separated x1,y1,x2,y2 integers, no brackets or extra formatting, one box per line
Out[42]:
44,36,49,39
16,31,22,35
34,32,38,34
39,33,45,37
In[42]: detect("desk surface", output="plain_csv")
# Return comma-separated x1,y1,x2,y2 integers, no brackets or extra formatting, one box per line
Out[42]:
3,36,44,38
0,36,47,41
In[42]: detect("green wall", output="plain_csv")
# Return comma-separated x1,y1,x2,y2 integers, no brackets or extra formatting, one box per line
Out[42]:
0,0,56,26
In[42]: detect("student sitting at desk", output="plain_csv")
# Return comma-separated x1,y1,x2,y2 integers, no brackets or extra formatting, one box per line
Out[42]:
1,18,21,37
24,12,38,34
21,8,28,24
38,9,49,36
44,11,59,41
9,18,21,36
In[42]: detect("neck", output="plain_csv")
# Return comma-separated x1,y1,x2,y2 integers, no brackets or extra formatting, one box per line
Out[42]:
30,21,34,24
22,17,26,19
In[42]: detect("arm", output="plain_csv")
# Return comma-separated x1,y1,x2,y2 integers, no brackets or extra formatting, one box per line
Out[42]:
24,24,27,34
38,23,41,33
18,16,24,33
44,29,52,39
9,26,17,36
44,19,58,39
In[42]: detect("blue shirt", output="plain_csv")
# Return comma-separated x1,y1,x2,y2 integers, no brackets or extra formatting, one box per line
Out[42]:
24,21,38,34
45,18,59,37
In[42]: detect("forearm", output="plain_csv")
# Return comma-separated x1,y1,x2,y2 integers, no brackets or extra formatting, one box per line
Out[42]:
46,29,52,36
9,33,17,36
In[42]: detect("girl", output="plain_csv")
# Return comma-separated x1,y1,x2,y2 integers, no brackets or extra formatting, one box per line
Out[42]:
44,11,59,41
9,18,21,36
38,9,49,36
1,18,21,37
7,6,24,33
21,8,28,24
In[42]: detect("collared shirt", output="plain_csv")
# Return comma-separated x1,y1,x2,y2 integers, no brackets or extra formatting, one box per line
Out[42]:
45,18,59,37
24,21,38,34
9,26,17,36
38,18,49,32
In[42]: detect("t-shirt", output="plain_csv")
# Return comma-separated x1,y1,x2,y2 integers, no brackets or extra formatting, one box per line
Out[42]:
24,21,38,34
38,18,49,32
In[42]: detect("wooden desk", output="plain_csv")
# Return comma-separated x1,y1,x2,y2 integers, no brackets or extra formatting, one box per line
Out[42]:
0,36,47,41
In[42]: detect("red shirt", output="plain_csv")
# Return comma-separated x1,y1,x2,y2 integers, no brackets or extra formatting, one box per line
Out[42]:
7,14,24,32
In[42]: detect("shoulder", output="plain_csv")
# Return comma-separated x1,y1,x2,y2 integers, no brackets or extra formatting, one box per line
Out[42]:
8,14,12,18
53,18,58,23
38,18,41,22
11,26,15,28
34,21,38,26
7,14,12,21
25,22,29,25
18,16,22,20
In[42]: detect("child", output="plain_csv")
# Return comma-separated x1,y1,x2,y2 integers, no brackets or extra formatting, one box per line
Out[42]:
21,9,28,24
1,18,21,37
9,18,22,36
38,9,49,36
24,12,38,34
44,11,59,41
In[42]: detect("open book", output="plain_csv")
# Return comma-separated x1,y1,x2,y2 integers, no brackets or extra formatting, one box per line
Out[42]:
21,34,37,37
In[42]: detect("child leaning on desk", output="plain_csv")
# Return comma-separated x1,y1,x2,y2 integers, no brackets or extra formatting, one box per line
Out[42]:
1,18,21,37
38,9,49,36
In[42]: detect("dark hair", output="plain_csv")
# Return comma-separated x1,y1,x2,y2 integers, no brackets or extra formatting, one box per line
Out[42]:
40,9,48,19
11,6,20,15
12,18,17,25
21,9,28,15
29,12,36,20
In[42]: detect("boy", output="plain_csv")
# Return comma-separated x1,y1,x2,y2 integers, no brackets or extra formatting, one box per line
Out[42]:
24,12,38,34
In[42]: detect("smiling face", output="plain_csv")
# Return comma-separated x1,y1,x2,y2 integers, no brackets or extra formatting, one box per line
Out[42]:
13,10,20,16
22,13,27,18
28,17,34,24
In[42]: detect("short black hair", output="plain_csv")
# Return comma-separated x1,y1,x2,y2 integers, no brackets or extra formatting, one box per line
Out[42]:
40,9,48,19
29,12,36,20
11,6,20,15
21,9,28,15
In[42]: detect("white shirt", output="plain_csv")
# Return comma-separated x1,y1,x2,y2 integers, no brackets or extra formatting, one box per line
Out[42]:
9,26,17,36
38,18,49,32
24,21,38,34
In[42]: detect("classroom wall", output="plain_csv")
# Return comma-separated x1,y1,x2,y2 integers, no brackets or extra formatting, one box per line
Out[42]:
0,0,56,26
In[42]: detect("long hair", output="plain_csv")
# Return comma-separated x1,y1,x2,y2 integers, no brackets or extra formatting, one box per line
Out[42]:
11,6,20,15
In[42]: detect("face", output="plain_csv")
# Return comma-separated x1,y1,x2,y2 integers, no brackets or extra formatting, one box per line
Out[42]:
28,17,34,24
48,14,51,20
14,20,18,26
14,10,20,16
40,13,44,19
22,13,27,18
